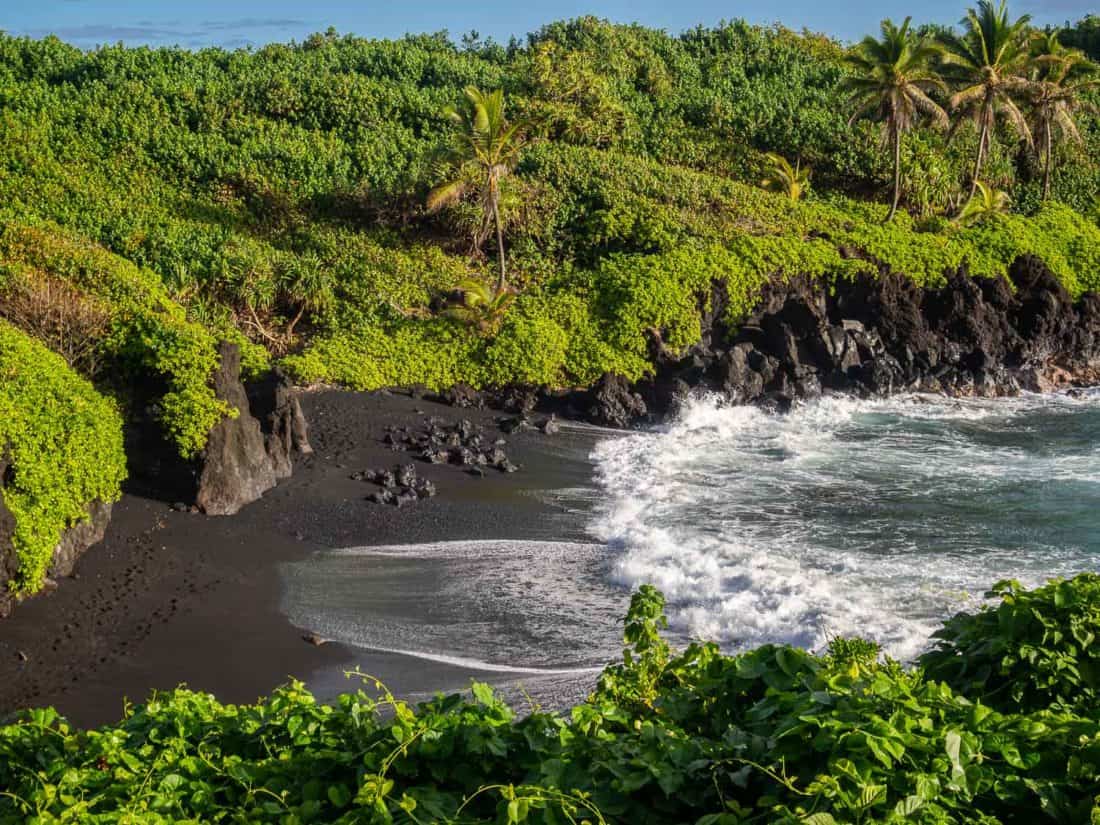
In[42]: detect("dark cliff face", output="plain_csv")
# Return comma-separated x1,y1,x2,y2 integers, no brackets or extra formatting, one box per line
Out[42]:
195,343,281,516
124,342,312,516
196,342,313,516
583,256,1100,428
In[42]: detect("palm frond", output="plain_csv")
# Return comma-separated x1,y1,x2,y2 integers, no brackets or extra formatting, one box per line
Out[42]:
760,153,811,201
956,180,1012,226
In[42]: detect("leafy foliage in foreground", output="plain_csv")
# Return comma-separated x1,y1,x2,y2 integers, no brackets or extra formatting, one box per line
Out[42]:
4,576,1100,823
923,574,1100,715
0,321,125,594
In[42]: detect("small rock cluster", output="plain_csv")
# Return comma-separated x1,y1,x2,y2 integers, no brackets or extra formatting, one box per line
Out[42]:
382,418,521,475
498,413,560,436
353,463,437,507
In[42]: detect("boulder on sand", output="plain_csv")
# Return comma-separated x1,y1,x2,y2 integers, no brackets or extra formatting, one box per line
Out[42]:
587,373,648,428
196,343,310,516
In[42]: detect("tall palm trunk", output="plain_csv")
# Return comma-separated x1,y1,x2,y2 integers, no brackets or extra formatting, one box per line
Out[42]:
1042,121,1053,201
970,109,990,201
887,124,902,222
492,193,506,293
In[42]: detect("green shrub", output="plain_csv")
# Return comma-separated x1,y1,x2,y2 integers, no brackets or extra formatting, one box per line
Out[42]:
0,320,126,595
282,318,483,391
921,575,1100,714
481,302,570,387
0,218,266,458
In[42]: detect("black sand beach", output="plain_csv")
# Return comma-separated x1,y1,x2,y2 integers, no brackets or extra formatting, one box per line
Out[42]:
0,390,615,728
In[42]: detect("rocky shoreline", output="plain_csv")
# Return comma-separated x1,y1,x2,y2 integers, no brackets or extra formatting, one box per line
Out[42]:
588,255,1100,427
429,254,1100,429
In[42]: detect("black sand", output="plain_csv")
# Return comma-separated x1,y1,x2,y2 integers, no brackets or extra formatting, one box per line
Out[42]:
0,390,615,728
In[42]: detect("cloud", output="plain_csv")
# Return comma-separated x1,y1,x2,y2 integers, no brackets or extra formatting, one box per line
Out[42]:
25,23,185,41
1021,0,1096,18
218,37,258,49
20,17,308,47
198,18,304,32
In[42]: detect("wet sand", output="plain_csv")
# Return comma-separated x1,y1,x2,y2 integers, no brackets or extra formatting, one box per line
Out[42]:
0,390,615,728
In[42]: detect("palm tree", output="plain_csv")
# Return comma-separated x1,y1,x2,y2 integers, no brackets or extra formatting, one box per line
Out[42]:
955,180,1011,226
760,153,811,202
941,1,1036,199
1029,32,1098,200
446,278,515,335
281,252,333,339
427,87,528,293
842,17,949,222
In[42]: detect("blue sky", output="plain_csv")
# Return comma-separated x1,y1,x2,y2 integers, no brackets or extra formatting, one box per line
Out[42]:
3,0,1094,50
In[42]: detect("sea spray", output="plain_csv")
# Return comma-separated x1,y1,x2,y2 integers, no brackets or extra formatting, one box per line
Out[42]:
590,390,1100,659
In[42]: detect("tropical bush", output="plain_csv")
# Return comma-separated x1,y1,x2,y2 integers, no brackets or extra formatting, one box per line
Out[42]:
0,321,126,595
5,576,1100,822
0,218,267,458
921,574,1100,714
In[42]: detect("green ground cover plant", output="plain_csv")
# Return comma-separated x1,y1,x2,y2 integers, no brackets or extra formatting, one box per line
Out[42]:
3,576,1100,823
0,321,125,595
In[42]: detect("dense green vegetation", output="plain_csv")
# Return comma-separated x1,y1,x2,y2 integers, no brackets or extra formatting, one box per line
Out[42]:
4,576,1100,823
1059,15,1100,62
0,321,125,595
0,8,1097,417
0,218,267,458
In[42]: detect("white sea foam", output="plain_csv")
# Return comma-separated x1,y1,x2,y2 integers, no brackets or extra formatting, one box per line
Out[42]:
339,644,605,675
590,391,1100,659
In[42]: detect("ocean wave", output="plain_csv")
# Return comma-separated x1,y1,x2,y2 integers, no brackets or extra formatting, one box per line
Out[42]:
590,391,1100,659
281,539,626,671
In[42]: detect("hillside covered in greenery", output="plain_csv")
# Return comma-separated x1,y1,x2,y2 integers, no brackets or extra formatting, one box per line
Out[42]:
1,7,1098,447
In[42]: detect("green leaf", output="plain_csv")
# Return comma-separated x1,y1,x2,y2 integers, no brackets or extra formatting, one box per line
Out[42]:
945,730,969,792
894,795,925,817
472,682,495,706
327,784,352,808
507,798,531,823
866,736,896,768
859,784,886,808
